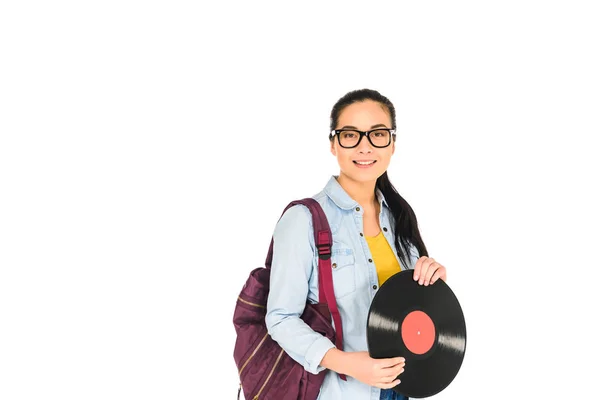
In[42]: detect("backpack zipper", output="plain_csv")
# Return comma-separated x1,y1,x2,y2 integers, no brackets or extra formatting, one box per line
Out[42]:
238,332,269,399
253,348,284,399
238,296,265,308
239,332,268,376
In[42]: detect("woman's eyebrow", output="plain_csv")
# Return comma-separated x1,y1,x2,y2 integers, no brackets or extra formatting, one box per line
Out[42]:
339,123,389,130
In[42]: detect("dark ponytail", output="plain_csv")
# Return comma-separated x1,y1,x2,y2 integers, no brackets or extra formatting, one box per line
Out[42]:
376,171,428,268
330,88,428,268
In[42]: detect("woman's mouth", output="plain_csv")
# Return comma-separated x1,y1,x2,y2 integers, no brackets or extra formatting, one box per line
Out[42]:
353,160,377,168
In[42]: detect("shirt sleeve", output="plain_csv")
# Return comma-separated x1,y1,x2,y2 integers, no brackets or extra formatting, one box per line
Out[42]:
265,204,336,375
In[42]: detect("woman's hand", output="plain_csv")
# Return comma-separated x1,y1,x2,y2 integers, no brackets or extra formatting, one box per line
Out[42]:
413,256,447,286
344,351,405,389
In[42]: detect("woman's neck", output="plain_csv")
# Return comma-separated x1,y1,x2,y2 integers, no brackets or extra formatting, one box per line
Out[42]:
336,174,378,210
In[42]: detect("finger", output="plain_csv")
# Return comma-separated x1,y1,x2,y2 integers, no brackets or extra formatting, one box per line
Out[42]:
381,358,406,370
423,262,440,286
413,257,425,281
382,365,404,382
394,363,406,376
389,362,405,377
378,362,405,379
378,379,401,389
419,258,434,285
379,360,405,378
430,267,446,284
378,357,405,368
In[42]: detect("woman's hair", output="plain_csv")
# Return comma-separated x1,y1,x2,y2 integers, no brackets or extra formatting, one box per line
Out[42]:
329,88,429,267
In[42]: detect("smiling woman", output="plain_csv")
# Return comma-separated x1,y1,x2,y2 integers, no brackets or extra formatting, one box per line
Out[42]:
255,88,448,400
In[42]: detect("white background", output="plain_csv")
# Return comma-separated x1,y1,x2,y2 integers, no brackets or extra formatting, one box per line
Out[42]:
1,1,599,399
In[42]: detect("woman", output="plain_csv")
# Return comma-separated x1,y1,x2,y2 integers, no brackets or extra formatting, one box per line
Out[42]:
265,88,448,400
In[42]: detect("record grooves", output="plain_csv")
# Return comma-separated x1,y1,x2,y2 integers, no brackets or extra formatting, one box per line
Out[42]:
367,269,466,398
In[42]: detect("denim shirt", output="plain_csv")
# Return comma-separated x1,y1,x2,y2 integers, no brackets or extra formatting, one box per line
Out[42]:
265,175,419,400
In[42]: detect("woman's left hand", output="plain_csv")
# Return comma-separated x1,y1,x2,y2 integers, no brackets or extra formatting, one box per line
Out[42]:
413,257,447,286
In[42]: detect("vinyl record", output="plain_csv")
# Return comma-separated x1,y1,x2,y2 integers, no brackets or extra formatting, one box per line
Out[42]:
367,269,466,398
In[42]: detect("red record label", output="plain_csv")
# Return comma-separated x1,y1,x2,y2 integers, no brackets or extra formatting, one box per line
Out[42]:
401,310,436,355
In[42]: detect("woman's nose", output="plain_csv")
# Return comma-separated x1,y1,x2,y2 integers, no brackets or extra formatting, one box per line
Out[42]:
357,134,373,153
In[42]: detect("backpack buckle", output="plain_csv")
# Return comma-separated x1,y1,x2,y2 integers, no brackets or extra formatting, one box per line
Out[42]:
316,230,332,260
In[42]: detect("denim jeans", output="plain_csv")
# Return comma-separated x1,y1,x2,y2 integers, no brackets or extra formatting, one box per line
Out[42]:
379,388,408,400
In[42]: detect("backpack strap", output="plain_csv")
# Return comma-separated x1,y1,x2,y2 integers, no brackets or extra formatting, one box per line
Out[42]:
265,198,347,381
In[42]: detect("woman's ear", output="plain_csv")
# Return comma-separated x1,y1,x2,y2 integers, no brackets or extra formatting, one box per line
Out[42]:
330,140,337,156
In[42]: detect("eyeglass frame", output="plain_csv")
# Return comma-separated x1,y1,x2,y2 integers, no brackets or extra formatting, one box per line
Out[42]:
329,128,396,148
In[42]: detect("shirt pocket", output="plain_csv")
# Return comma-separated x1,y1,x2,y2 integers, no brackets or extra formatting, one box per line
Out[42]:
330,247,356,299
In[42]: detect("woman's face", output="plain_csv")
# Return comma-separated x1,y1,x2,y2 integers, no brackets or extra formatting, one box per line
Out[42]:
330,100,395,184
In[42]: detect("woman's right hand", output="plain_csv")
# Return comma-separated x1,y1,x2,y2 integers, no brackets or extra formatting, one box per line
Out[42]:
345,351,405,389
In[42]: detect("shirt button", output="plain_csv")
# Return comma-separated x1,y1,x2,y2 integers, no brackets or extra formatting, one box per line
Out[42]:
373,285,378,290
359,233,364,237
383,227,388,232
368,259,373,263
355,207,360,211
332,263,337,269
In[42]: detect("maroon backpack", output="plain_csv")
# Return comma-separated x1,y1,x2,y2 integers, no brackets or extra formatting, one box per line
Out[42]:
233,198,345,400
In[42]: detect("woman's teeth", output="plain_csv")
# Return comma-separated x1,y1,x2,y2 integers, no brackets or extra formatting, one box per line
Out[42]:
354,160,376,165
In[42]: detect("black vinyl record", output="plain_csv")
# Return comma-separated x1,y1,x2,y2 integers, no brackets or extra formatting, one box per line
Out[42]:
367,269,466,398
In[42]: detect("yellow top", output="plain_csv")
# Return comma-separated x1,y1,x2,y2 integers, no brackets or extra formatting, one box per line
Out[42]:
365,231,402,287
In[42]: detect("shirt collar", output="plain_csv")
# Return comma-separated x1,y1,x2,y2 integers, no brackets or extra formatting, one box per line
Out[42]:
324,175,390,210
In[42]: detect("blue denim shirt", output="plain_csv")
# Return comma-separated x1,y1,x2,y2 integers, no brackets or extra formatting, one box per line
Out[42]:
265,175,419,400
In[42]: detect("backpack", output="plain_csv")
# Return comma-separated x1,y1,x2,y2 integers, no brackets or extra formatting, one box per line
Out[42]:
232,198,345,400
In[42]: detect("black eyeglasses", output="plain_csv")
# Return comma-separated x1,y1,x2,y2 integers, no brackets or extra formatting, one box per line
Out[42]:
329,128,396,148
